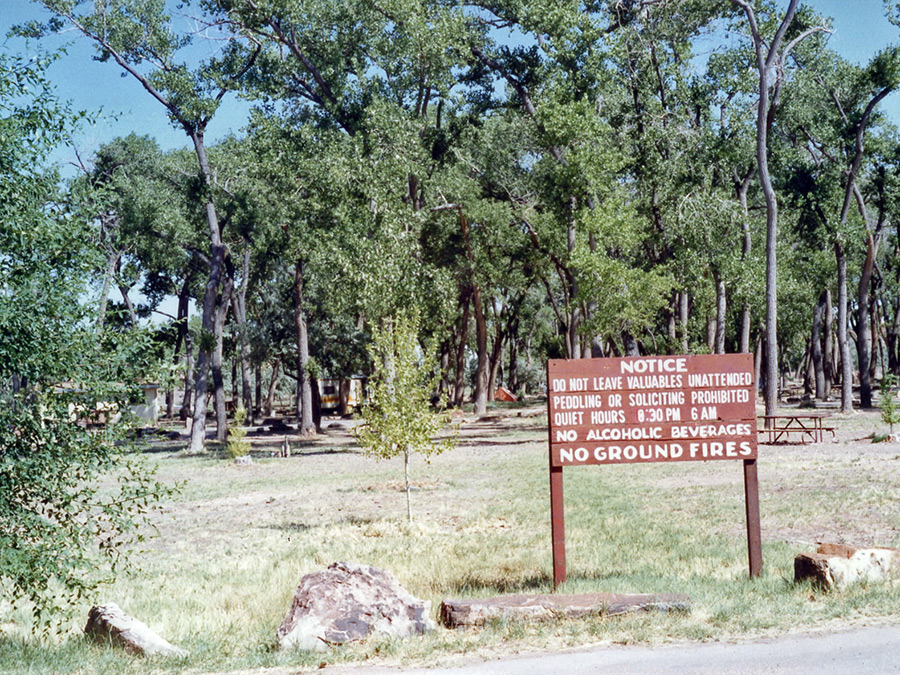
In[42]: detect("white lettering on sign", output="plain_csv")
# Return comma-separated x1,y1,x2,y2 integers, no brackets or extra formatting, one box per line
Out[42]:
591,376,622,390
688,441,754,458
687,372,752,387
628,391,685,406
620,358,687,374
555,429,577,442
690,389,749,404
553,411,584,426
590,409,626,424
626,374,683,389
552,394,605,409
671,423,752,438
568,377,588,391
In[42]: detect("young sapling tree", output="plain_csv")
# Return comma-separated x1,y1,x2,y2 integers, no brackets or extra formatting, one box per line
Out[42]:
880,373,900,436
356,313,455,523
226,405,251,460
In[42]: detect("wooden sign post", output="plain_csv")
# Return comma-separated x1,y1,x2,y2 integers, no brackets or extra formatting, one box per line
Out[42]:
546,354,761,588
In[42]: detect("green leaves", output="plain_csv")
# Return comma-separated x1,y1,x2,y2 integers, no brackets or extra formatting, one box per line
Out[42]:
356,312,455,462
0,54,174,630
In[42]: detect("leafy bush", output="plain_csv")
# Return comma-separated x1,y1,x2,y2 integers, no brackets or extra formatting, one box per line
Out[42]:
0,53,174,630
226,405,252,459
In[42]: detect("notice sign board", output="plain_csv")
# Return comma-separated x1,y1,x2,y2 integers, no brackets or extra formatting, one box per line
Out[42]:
548,354,758,467
546,354,761,588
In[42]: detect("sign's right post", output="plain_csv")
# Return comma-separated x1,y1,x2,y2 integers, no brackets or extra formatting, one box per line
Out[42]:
744,459,763,577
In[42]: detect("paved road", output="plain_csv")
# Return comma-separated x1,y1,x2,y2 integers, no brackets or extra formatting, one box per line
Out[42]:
324,625,900,674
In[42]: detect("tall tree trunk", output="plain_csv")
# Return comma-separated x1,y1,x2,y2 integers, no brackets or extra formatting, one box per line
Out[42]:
231,249,253,413
731,0,803,417
812,292,826,400
754,334,763,395
264,358,280,417
679,291,689,354
231,353,238,405
438,342,451,402
736,166,754,354
311,376,322,432
487,337,503,402
507,331,519,394
188,131,228,454
97,248,121,331
293,260,315,435
471,285,489,415
856,232,877,407
803,342,813,396
213,274,234,443
824,288,834,396
181,331,194,424
339,379,351,417
667,293,677,354
118,283,138,326
168,278,191,420
835,241,853,412
52,5,253,454
831,70,894,409
714,270,726,354
254,362,262,418
453,292,470,409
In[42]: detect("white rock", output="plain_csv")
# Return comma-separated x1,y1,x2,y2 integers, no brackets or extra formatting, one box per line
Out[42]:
85,603,188,658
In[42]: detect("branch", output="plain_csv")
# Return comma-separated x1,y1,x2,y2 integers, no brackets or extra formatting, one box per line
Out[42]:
469,44,566,165
57,10,192,134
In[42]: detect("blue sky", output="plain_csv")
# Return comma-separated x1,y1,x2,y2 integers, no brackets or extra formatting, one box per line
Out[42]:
2,1,899,166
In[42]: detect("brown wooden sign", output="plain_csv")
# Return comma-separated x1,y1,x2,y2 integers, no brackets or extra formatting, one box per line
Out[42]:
548,354,757,467
546,354,762,588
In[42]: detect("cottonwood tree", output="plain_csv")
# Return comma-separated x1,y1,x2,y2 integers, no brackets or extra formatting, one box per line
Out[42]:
29,0,260,450
77,135,203,417
728,0,827,415
779,44,900,410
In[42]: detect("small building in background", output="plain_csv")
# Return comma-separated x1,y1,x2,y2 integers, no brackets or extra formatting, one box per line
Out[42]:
130,383,160,426
318,377,366,415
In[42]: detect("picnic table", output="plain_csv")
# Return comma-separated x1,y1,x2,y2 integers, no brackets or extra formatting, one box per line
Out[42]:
758,414,836,444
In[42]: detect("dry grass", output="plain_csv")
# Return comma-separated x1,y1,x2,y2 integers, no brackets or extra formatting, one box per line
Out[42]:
2,402,899,673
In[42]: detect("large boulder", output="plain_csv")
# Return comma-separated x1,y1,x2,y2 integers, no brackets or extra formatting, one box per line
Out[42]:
276,561,435,651
794,543,900,590
84,603,188,658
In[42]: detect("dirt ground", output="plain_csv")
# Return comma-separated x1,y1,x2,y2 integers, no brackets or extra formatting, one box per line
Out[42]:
146,400,900,558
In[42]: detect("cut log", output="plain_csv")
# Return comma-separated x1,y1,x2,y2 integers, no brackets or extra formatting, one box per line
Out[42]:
816,542,858,558
84,603,188,658
440,592,690,629
795,543,900,590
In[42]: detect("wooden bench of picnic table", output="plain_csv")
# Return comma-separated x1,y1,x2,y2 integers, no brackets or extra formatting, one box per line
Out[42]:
758,414,836,444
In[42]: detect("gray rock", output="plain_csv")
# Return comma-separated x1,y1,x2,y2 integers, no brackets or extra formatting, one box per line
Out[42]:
84,603,188,658
276,561,434,651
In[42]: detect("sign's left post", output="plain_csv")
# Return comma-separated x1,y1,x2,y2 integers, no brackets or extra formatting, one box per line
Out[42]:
547,361,567,588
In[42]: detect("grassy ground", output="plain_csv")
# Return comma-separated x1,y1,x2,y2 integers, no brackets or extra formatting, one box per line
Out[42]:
2,401,899,674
